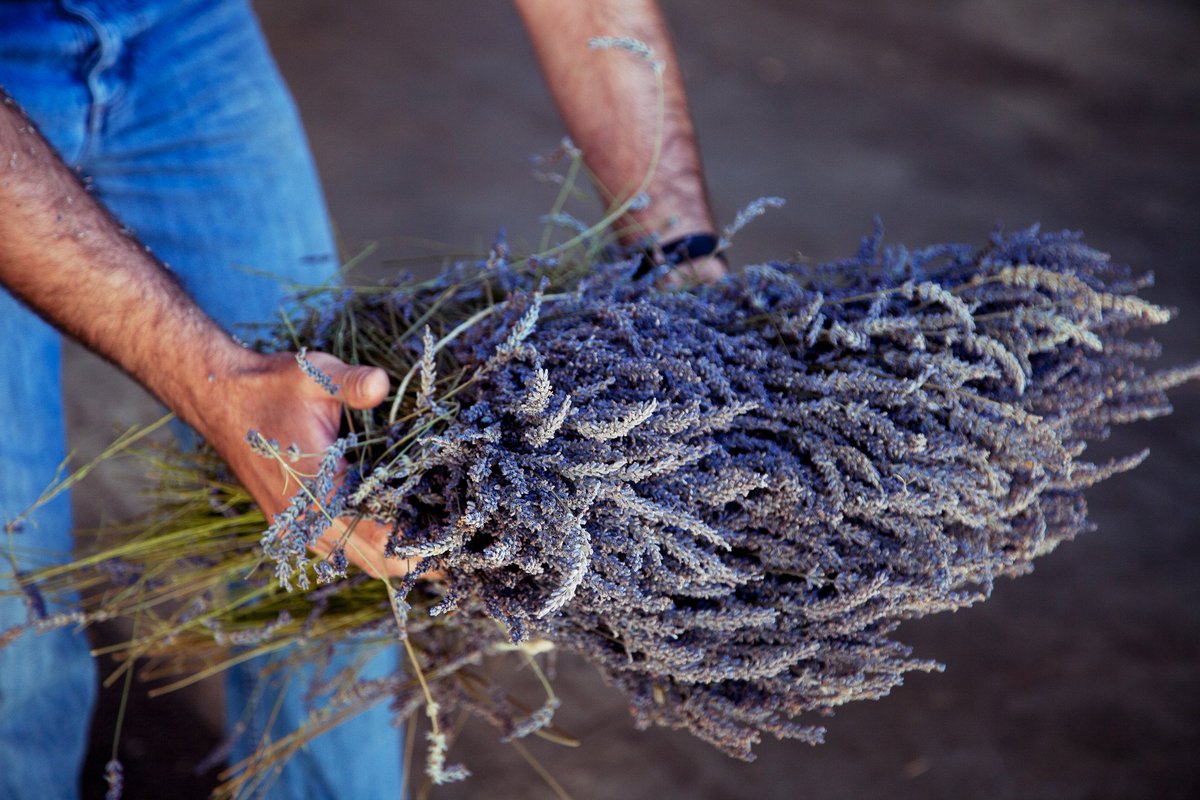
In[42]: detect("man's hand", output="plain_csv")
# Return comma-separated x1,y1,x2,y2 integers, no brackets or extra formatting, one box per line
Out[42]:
1,92,408,581
195,350,412,580
661,254,727,287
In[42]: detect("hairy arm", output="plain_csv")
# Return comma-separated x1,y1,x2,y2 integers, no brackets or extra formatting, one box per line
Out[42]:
514,0,724,281
0,89,404,579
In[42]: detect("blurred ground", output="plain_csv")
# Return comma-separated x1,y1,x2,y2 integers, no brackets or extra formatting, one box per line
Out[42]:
69,1,1200,798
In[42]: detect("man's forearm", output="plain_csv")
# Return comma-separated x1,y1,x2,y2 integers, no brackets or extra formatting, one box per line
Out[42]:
1,88,406,577
514,0,715,245
0,88,247,432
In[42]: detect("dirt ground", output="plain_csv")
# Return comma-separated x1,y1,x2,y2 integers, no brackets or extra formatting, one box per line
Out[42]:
67,1,1199,798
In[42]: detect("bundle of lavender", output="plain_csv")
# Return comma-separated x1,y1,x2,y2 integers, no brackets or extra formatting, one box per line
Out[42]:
9,219,1198,797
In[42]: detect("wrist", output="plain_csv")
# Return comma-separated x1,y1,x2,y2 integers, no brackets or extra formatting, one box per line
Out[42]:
166,330,267,439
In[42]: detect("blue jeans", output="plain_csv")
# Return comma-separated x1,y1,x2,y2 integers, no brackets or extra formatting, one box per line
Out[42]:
0,1,402,797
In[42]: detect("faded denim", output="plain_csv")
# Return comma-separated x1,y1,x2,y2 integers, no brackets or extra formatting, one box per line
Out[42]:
0,1,403,797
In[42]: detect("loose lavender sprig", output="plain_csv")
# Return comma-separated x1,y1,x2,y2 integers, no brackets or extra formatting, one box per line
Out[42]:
588,35,665,75
296,347,339,395
720,196,786,249
104,759,123,800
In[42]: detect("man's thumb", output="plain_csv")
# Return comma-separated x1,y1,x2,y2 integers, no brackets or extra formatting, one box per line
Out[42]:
329,362,390,409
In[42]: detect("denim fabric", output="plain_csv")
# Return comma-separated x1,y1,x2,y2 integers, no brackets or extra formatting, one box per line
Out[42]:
0,1,403,797
0,298,91,800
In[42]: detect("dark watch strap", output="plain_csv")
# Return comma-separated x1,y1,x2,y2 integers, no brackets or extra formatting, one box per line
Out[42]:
633,233,725,279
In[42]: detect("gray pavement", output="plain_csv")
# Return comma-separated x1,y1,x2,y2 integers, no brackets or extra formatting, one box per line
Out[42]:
72,1,1200,798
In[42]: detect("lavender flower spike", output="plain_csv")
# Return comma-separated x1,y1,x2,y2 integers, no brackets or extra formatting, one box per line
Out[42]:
588,35,665,74
296,346,339,395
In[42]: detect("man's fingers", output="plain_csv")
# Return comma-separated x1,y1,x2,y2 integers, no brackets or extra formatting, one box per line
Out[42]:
661,255,728,288
313,517,416,579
